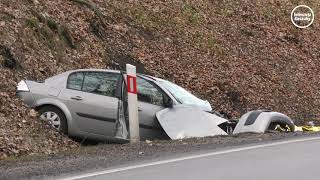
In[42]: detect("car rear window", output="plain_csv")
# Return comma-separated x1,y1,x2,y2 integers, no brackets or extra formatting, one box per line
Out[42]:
82,72,120,97
67,72,84,90
67,71,120,97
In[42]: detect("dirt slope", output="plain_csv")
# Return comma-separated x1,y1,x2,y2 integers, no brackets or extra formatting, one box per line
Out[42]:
0,0,319,158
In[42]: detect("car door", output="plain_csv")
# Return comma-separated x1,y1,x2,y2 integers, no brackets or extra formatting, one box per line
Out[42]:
136,77,168,139
59,71,121,137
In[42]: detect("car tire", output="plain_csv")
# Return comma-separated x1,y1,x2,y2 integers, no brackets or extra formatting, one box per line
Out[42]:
38,106,68,135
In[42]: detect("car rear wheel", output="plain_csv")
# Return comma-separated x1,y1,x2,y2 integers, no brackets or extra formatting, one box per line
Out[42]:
38,106,68,134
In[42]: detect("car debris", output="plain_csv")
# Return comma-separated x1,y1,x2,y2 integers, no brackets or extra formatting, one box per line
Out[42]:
156,104,228,140
233,110,295,134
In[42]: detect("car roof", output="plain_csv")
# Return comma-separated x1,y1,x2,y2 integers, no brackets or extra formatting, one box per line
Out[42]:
68,69,122,74
66,69,165,82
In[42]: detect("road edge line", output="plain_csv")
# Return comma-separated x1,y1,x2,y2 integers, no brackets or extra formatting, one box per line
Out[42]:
58,136,320,180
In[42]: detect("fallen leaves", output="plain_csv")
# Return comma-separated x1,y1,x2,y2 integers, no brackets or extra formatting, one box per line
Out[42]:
0,0,320,160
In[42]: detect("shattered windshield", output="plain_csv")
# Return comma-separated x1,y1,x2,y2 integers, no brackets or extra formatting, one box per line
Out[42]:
158,79,206,106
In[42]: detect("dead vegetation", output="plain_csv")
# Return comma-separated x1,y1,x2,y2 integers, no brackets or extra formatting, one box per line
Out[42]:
0,0,320,159
70,0,109,27
0,45,19,69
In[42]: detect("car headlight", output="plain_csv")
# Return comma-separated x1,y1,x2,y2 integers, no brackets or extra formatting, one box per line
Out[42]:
17,80,29,92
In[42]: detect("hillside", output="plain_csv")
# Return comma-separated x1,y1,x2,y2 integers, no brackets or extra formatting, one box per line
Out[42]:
0,0,319,159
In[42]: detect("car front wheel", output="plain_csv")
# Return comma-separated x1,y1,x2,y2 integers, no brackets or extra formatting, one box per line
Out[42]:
38,106,68,134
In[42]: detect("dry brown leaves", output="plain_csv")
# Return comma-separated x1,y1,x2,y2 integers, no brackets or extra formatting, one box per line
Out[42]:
1,0,320,159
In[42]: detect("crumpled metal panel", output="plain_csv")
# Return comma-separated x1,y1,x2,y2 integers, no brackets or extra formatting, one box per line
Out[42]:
156,105,228,140
233,110,295,134
114,99,129,139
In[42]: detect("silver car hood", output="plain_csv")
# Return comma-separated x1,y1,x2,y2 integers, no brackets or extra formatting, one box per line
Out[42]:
156,104,228,140
192,100,212,112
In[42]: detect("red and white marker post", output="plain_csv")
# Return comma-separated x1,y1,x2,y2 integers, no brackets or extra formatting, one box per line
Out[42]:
126,64,140,143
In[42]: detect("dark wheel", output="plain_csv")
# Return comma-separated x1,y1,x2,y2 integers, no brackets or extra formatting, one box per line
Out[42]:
38,106,68,134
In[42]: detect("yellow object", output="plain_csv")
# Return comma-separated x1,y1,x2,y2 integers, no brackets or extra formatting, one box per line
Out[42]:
302,126,320,132
295,126,320,132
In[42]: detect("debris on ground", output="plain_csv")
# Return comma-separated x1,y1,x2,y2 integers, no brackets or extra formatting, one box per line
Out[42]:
233,110,295,134
157,105,228,139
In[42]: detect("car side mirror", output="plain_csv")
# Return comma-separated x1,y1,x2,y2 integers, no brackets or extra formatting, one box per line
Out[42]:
164,97,173,108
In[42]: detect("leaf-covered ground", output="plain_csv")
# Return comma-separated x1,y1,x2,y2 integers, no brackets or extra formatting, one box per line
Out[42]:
0,0,319,159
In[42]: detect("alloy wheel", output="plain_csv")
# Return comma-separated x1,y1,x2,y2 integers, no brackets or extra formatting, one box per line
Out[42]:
40,111,61,130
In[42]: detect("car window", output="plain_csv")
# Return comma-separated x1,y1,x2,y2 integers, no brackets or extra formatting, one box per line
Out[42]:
82,72,120,97
137,77,164,106
67,72,84,91
158,79,205,105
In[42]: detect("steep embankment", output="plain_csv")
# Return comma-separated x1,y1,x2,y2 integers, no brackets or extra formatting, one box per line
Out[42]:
0,0,319,158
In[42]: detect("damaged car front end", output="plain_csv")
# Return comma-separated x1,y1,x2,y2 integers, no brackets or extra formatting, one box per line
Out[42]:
17,69,295,142
17,69,230,142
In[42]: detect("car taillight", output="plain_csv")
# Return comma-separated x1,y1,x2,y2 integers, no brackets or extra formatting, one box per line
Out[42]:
17,80,29,92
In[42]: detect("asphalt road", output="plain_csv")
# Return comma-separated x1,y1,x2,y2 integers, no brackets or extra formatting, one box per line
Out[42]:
62,137,320,180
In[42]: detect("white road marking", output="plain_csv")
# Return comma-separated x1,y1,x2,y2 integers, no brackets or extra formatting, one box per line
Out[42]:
58,136,320,180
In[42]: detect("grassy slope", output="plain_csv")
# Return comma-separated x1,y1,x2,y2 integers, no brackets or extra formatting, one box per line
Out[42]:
0,0,319,158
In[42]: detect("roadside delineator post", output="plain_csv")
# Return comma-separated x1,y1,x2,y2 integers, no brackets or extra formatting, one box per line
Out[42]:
126,64,140,143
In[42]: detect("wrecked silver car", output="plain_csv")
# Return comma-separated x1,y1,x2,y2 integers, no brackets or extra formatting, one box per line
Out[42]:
16,69,295,142
16,69,222,141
